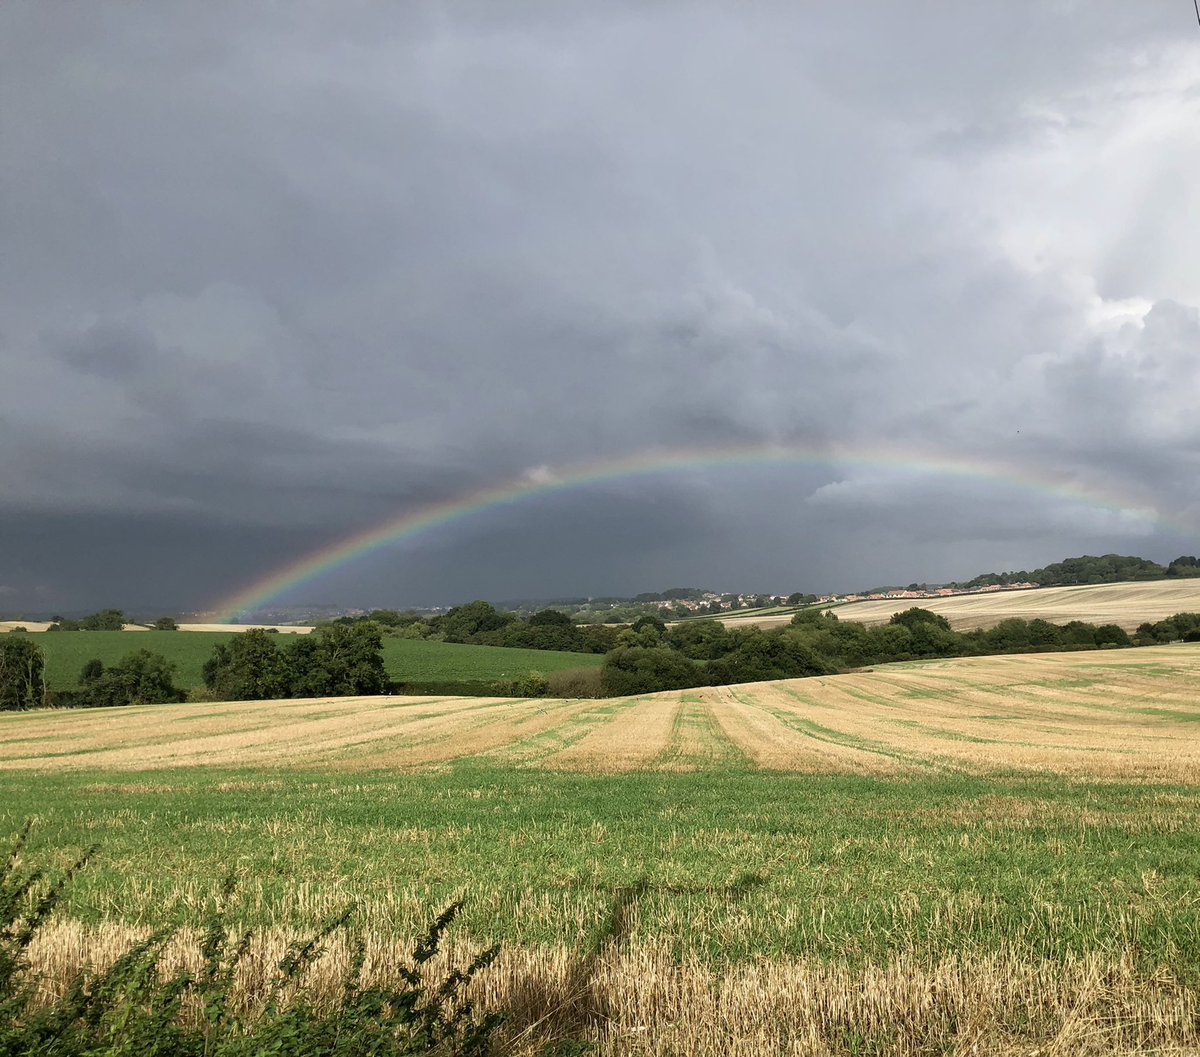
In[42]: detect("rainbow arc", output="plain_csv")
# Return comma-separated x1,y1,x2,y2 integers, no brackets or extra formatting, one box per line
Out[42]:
210,443,1169,622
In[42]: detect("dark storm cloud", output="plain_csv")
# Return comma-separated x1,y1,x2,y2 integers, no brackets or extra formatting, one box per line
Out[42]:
1,2,1198,611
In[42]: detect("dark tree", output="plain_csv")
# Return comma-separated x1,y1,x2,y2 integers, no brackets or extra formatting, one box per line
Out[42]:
203,629,292,701
440,601,516,642
666,619,730,660
707,634,834,684
600,646,703,696
81,609,126,631
889,607,953,632
630,614,667,636
0,637,45,711
288,622,386,697
79,649,185,708
528,608,575,627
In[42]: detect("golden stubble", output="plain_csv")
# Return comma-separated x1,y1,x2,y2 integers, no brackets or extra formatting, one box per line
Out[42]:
721,579,1200,632
2,646,1198,781
22,921,1200,1057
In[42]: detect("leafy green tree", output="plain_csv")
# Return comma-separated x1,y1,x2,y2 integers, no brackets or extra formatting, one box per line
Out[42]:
528,608,574,627
1167,556,1200,577
985,618,1033,652
630,614,667,637
707,633,833,684
1058,621,1100,647
889,608,952,633
79,649,185,707
1093,623,1131,648
863,623,914,660
152,616,178,631
440,601,516,642
1027,619,1063,648
203,629,292,700
0,636,45,710
667,619,730,660
792,607,838,626
289,623,386,697
601,646,703,695
81,608,126,631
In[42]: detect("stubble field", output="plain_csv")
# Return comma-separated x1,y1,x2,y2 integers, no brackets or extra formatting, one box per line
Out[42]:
721,578,1200,632
3,645,1200,1055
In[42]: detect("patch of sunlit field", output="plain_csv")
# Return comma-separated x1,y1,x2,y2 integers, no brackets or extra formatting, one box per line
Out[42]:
724,577,1200,632
4,646,1200,1054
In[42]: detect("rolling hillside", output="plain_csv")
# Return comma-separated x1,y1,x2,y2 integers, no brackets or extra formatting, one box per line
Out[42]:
720,578,1200,632
5,645,1197,779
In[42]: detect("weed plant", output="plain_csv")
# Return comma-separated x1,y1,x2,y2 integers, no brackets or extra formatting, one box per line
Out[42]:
0,822,501,1057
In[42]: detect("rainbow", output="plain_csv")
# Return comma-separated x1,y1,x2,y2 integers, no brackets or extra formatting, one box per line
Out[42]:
210,442,1171,621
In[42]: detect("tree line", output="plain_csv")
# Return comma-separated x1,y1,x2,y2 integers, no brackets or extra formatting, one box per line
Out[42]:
4,605,1199,711
593,607,1200,696
0,623,387,711
958,553,1200,589
338,602,624,653
45,608,178,631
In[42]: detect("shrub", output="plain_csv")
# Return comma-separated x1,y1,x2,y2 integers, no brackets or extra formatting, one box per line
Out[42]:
493,671,550,697
545,667,606,698
76,649,185,708
0,823,502,1057
601,646,703,695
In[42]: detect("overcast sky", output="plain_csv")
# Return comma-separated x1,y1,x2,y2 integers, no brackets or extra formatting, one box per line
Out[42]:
2,3,1199,614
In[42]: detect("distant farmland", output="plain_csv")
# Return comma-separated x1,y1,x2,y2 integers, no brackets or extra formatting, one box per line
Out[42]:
5,645,1197,777
722,578,1200,632
25,629,600,692
4,646,1199,1054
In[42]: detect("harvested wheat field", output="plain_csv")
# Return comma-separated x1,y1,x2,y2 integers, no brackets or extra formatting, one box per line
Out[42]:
4,645,1199,780
4,646,1200,1056
722,578,1200,632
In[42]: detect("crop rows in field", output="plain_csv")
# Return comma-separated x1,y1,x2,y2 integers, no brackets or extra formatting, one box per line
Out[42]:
5,647,1200,1055
721,577,1200,631
5,645,1199,781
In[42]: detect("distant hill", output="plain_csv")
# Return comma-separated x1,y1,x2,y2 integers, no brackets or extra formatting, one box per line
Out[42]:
958,553,1200,589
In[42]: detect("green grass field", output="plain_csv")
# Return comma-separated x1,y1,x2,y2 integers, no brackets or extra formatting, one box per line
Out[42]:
27,630,601,692
379,637,602,683
35,630,237,691
4,765,1198,969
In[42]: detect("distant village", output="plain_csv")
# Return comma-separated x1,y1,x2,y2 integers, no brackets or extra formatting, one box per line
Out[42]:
831,582,1040,603
655,581,1042,615
207,581,1044,627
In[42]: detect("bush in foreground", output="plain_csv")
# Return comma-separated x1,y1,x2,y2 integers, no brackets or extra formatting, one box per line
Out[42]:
1,823,501,1057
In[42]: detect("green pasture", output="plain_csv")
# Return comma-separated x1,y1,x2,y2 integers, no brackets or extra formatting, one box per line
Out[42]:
4,764,1199,971
379,637,602,683
27,630,601,693
34,630,236,691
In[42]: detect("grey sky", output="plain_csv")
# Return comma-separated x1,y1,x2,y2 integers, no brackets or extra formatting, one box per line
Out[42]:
2,3,1198,613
